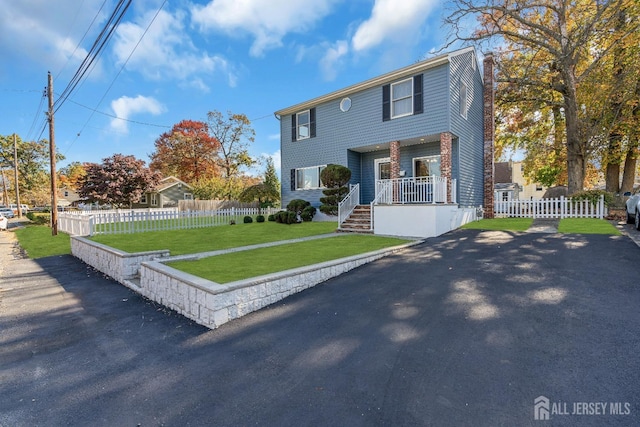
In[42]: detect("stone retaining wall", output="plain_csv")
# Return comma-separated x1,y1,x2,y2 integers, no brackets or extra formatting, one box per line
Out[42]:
71,237,170,288
71,235,418,329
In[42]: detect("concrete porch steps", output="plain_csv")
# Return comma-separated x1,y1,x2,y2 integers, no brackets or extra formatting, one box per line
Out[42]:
338,205,373,234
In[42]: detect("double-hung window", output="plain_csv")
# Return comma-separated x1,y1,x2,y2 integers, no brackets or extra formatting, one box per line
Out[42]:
297,110,310,140
391,78,413,118
383,75,423,121
293,165,326,190
291,108,316,141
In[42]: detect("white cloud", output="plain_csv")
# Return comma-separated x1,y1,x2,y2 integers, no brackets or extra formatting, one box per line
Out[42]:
110,95,166,134
191,0,340,57
320,40,349,81
0,2,105,75
352,0,439,52
113,9,237,89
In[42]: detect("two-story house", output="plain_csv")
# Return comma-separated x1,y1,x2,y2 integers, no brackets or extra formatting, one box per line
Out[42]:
275,47,495,238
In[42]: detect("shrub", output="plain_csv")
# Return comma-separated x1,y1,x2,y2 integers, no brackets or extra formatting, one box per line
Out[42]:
319,164,351,216
287,199,310,213
570,190,614,207
243,215,253,223
229,219,236,225
301,205,316,222
286,211,297,224
256,214,265,223
26,212,49,225
267,214,276,222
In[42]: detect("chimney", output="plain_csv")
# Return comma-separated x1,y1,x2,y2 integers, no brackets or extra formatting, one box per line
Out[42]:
483,52,495,218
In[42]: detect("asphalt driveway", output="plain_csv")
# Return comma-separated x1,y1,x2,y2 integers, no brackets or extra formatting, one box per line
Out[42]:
1,228,639,426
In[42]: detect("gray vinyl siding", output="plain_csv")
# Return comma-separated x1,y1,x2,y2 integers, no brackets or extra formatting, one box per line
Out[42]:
280,48,485,208
281,63,452,207
449,51,484,207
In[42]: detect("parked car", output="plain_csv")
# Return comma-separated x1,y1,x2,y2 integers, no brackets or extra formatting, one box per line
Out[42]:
0,212,7,230
0,206,15,219
624,190,640,229
9,203,29,215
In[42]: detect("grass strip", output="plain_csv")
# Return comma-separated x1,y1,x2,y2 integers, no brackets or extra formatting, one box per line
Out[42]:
167,234,409,283
557,218,621,235
13,225,71,259
91,221,337,255
461,218,533,231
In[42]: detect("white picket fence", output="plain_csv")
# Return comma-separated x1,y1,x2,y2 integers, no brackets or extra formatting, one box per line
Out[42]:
58,207,279,236
494,195,606,219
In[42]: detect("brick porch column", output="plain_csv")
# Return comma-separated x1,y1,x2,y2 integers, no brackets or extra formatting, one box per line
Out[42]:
440,132,452,203
390,140,400,202
483,53,495,218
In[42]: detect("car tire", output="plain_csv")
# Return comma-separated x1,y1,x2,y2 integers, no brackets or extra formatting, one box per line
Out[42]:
636,210,640,231
627,208,635,224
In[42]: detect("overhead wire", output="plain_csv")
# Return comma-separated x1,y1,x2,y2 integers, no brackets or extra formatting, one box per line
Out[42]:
53,0,132,115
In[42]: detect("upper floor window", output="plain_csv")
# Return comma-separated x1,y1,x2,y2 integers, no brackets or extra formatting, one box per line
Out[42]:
291,108,316,142
459,81,468,119
184,193,193,200
391,78,413,118
383,74,423,121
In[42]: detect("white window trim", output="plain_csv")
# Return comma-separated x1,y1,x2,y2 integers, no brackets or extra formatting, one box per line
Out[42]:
375,157,391,181
184,193,193,200
391,78,413,119
295,165,326,190
140,194,147,204
296,110,311,141
151,193,158,206
412,155,441,177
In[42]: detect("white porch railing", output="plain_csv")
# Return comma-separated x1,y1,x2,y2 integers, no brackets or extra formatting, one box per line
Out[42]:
494,195,606,219
373,176,455,205
338,183,360,226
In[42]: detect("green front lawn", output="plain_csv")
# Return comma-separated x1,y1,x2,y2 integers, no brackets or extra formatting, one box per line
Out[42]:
558,218,621,235
167,234,409,283
91,221,338,255
13,225,71,259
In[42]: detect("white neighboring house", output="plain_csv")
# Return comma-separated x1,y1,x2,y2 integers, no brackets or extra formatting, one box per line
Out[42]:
494,161,546,201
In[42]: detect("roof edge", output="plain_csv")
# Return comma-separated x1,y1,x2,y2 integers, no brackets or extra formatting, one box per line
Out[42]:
274,48,477,116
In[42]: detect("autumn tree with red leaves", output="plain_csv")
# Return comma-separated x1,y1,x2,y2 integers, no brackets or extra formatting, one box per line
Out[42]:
150,120,221,183
79,154,161,208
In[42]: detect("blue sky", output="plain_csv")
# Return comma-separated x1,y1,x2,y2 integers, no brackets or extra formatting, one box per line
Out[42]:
0,0,452,176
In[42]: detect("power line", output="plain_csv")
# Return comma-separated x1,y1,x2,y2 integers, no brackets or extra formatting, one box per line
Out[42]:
55,0,109,80
53,0,132,114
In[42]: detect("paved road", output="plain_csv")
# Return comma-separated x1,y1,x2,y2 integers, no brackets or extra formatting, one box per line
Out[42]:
1,228,639,426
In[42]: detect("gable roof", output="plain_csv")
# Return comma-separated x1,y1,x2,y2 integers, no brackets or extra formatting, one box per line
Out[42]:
155,176,193,192
274,46,477,117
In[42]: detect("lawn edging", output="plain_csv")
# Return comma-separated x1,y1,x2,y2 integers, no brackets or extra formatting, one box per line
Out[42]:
71,234,422,329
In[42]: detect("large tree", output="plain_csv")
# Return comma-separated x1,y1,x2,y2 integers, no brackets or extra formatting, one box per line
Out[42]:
150,119,221,183
0,134,64,204
79,154,161,208
446,0,639,194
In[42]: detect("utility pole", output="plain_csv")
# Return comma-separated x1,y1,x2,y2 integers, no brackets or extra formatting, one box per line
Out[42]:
47,72,58,235
13,134,22,217
0,169,8,205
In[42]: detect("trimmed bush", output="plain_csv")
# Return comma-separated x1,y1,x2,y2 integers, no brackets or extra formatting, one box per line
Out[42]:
570,189,614,207
301,205,316,222
243,215,253,223
256,214,265,223
319,164,351,216
287,199,310,213
267,214,276,222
